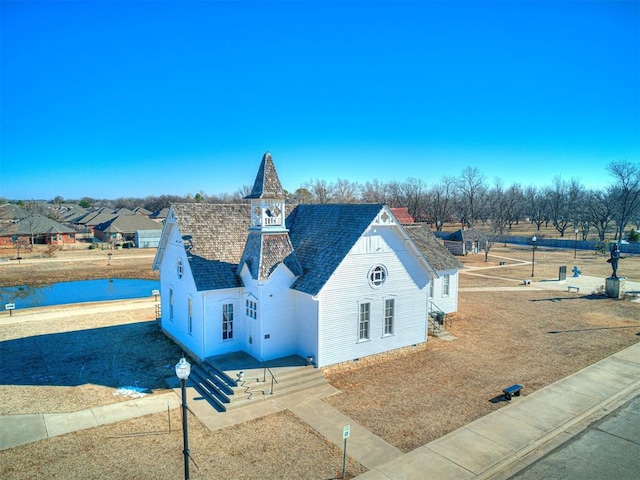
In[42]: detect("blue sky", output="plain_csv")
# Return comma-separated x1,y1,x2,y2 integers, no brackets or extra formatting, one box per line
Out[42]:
1,0,638,200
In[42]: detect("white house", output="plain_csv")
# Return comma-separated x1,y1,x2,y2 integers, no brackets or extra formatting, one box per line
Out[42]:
153,153,462,368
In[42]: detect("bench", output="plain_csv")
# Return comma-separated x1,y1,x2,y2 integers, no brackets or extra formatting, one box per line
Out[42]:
567,286,580,293
503,384,523,400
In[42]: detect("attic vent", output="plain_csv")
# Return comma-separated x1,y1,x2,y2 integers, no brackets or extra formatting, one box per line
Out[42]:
368,265,387,288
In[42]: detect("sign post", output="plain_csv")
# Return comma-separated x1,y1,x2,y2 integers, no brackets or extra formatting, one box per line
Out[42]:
342,424,350,479
5,303,15,317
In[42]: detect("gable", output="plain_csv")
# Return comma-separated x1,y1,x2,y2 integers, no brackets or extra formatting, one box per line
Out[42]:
287,204,384,295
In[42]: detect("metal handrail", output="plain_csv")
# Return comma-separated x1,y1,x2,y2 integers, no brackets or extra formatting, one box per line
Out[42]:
262,364,279,395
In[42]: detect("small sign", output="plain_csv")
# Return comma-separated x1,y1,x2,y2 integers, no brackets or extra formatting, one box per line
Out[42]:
152,289,160,296
343,424,350,439
5,303,15,310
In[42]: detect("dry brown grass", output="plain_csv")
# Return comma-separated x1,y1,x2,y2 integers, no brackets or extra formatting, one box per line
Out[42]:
1,243,638,478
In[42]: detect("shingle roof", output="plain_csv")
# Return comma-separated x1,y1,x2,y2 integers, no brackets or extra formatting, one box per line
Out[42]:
0,214,75,236
0,204,29,221
286,204,385,295
403,224,464,271
167,203,461,294
238,232,302,281
94,215,163,234
171,203,251,291
244,152,285,199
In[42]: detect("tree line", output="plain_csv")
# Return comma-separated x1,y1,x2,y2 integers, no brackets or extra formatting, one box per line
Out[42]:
6,160,640,243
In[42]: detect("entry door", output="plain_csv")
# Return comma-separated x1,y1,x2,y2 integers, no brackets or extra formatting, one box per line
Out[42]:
244,315,257,358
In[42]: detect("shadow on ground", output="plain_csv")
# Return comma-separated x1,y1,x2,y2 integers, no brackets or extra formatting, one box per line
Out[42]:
0,321,181,390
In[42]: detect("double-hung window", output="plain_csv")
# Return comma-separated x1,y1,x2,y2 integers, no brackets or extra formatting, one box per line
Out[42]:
358,303,370,341
443,274,451,297
384,299,395,335
187,297,193,334
222,303,234,340
246,299,257,319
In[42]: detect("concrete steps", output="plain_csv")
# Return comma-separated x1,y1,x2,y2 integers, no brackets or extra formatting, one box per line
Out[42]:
185,359,328,413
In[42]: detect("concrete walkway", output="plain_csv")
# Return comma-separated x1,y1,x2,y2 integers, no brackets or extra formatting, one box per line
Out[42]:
0,392,180,450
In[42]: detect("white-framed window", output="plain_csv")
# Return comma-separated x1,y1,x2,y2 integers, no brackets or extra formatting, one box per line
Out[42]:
358,302,370,341
443,274,450,297
169,288,174,321
222,303,234,340
368,265,387,288
187,297,193,335
245,299,257,319
429,277,434,299
384,298,395,335
176,259,183,279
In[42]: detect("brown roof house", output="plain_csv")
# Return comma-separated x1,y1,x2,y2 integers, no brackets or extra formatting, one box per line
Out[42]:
0,213,77,246
153,152,462,373
94,215,163,247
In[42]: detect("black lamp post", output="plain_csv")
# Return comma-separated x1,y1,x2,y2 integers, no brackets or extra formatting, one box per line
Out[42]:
531,235,537,277
574,229,579,259
175,357,191,480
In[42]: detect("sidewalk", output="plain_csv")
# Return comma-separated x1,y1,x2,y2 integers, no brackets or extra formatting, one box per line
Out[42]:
355,342,640,479
0,392,180,451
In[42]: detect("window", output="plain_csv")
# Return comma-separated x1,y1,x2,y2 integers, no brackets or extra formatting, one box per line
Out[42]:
359,303,370,341
368,265,387,287
245,299,257,319
384,299,395,335
169,288,174,321
187,297,193,334
429,278,434,299
443,274,451,297
176,259,183,279
222,303,234,340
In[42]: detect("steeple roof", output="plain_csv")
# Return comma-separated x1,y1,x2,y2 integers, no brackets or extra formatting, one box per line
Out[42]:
245,152,285,199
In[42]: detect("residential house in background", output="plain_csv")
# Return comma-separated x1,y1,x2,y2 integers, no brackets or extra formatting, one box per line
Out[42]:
153,153,461,368
94,215,163,247
0,213,76,246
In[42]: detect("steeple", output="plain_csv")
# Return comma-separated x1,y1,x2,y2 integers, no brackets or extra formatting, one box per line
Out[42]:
245,152,287,232
245,152,285,200
237,152,301,280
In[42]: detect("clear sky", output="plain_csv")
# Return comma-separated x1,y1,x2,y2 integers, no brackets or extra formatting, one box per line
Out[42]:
1,0,638,201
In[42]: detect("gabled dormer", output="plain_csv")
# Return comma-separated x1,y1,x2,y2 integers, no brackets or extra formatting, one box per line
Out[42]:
244,151,287,233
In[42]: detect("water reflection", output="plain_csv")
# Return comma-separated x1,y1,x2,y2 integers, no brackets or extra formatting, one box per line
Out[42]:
0,279,160,309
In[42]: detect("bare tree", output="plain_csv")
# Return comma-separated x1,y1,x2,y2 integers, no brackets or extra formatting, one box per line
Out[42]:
456,166,487,228
547,177,572,237
424,176,456,230
306,179,333,204
360,179,388,203
332,178,360,203
607,160,640,241
401,177,428,221
525,186,548,231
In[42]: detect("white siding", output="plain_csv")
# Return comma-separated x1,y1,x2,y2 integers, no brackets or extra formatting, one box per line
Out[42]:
294,291,319,363
430,270,459,314
316,227,429,367
158,221,205,359
202,289,244,358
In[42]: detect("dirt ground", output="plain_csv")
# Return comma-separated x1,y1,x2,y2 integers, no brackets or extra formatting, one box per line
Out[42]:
0,242,639,479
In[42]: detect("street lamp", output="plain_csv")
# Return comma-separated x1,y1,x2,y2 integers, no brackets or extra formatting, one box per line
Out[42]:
531,235,537,277
175,357,191,480
574,229,579,259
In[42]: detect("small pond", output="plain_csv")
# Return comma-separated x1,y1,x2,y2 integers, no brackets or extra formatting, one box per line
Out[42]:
0,279,160,310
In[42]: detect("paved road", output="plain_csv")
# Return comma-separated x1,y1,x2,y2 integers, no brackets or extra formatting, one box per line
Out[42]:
509,396,640,480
